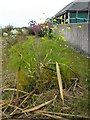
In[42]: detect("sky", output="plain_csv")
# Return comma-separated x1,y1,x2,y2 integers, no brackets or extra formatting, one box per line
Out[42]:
0,0,73,28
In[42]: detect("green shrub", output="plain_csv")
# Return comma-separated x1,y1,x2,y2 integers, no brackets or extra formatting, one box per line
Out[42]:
2,24,13,35
5,35,88,92
27,28,35,35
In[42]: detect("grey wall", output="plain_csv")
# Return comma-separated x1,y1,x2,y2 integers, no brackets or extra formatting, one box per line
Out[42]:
54,23,90,55
88,23,90,56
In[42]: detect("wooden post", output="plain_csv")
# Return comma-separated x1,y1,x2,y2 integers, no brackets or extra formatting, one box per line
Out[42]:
68,12,70,24
76,11,78,23
76,11,78,17
88,2,90,23
88,11,89,23
64,14,66,24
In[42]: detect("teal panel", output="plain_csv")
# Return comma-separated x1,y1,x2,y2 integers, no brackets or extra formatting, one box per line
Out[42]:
77,11,88,23
70,19,77,23
78,11,88,18
70,12,76,23
70,11,88,23
77,19,88,23
70,12,76,18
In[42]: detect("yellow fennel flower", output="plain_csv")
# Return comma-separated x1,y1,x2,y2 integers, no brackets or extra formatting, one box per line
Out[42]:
46,26,49,29
77,25,83,28
61,22,64,24
60,16,63,19
41,37,44,40
54,19,57,22
51,27,54,30
61,29,64,32
67,26,71,30
65,19,68,22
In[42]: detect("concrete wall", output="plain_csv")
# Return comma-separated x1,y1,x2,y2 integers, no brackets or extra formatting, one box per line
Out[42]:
88,23,90,56
55,23,90,55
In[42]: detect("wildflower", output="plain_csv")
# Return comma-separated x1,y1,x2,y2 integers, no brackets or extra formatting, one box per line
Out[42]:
54,19,57,22
60,44,62,46
77,26,83,28
61,29,64,32
65,19,68,22
59,37,60,40
41,37,44,40
87,56,90,58
25,66,27,68
61,22,64,24
54,26,57,29
61,36,64,40
67,26,71,30
64,39,66,42
46,26,49,29
51,27,54,30
45,20,48,22
60,16,63,19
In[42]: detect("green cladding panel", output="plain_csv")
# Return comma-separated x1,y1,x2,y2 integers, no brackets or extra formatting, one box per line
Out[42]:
77,11,88,23
70,12,76,18
78,11,88,18
70,11,88,23
70,12,77,23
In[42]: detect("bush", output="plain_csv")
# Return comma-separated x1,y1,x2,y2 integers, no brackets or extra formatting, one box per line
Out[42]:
5,35,88,92
27,28,35,35
31,24,49,37
2,24,13,35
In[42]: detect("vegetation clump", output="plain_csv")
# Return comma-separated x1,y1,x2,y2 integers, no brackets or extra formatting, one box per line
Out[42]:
2,31,89,119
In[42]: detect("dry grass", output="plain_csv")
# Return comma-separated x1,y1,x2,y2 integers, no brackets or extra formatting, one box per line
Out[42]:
1,35,89,119
1,88,89,119
56,62,64,105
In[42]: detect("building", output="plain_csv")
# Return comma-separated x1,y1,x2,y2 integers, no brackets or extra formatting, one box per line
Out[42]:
53,0,90,24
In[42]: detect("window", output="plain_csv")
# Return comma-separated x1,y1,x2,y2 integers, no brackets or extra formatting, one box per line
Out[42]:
70,11,77,23
77,11,88,23
70,11,76,18
78,11,88,18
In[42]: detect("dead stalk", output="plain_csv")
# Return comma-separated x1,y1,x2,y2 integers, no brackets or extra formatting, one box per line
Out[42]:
35,111,67,120
23,96,56,113
36,110,90,119
56,62,64,105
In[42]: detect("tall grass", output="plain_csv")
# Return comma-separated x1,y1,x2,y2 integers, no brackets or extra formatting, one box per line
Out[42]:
4,34,88,92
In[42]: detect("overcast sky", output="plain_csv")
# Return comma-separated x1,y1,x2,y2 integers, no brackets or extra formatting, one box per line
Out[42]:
0,0,73,27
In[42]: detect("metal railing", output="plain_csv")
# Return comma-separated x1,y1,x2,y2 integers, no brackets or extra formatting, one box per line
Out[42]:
53,17,90,24
70,18,90,23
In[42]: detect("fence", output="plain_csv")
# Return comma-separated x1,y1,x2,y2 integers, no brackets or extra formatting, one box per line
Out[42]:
54,18,90,24
54,23,90,55
70,18,90,23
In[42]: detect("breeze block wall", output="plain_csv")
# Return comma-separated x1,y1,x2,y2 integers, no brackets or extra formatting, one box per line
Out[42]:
55,23,90,55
